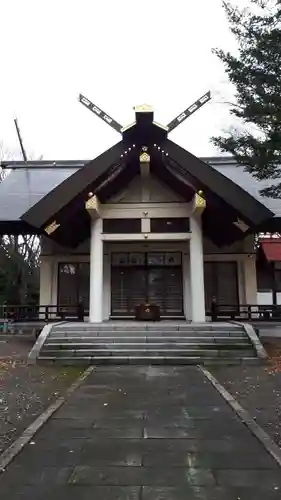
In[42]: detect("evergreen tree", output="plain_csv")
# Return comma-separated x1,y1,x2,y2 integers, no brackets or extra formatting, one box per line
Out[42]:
213,0,281,197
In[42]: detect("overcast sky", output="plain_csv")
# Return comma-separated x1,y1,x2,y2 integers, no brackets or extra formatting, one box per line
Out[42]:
0,0,250,161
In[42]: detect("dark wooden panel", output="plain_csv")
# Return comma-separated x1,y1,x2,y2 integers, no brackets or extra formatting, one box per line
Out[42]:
150,218,190,233
204,261,239,310
111,252,183,317
103,219,141,234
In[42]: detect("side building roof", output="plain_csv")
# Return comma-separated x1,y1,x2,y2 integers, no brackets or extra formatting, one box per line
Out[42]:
206,157,281,218
0,161,85,233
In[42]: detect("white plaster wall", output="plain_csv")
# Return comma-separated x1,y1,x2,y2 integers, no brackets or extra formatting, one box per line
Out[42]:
243,256,257,304
257,292,273,305
257,292,281,306
39,258,57,319
39,260,52,306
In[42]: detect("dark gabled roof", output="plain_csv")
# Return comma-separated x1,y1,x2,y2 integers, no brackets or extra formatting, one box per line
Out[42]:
0,160,87,169
21,142,124,229
164,142,273,227
2,156,280,219
0,107,278,246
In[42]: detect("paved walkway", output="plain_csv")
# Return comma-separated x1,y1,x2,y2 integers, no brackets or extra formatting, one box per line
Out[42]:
0,366,281,499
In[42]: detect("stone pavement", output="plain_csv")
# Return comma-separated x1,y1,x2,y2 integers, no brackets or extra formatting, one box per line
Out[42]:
0,366,281,499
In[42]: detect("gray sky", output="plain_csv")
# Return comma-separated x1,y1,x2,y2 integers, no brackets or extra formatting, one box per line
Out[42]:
0,0,249,160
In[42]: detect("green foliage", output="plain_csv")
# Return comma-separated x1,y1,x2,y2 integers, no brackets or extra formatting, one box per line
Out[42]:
213,0,281,197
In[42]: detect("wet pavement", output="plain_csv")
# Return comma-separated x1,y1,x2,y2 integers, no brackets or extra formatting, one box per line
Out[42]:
0,365,281,499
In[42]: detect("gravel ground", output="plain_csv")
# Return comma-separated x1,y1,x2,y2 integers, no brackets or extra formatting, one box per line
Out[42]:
0,336,82,454
211,339,281,448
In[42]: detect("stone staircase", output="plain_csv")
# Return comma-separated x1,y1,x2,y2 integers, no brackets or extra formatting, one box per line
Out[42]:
30,321,266,365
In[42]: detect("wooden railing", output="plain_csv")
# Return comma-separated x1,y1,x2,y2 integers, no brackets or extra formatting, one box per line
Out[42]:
1,303,281,324
208,303,281,322
0,304,88,323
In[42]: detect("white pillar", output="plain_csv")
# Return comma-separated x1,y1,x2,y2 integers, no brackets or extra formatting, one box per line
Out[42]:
39,259,52,306
89,218,103,322
182,252,191,320
39,259,53,320
190,213,206,322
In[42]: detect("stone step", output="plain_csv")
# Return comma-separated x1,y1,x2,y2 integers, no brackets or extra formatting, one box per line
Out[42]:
47,334,249,341
45,338,250,348
37,355,260,366
44,341,251,350
50,329,243,338
52,324,242,333
40,348,255,358
35,322,259,367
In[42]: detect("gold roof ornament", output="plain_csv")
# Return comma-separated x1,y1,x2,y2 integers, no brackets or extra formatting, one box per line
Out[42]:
134,104,153,113
85,195,98,211
195,192,206,209
233,218,249,233
44,220,60,235
140,152,150,163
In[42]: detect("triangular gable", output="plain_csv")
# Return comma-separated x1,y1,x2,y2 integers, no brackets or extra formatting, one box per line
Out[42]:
108,174,186,203
18,124,274,247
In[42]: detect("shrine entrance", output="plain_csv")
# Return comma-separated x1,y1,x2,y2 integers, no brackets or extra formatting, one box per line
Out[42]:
111,252,184,317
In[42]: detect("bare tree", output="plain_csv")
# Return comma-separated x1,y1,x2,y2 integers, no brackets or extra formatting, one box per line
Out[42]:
0,141,41,304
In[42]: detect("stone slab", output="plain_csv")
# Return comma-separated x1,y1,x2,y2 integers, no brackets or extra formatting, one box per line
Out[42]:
1,365,280,499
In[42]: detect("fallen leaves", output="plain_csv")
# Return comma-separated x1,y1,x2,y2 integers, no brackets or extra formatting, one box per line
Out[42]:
264,344,281,374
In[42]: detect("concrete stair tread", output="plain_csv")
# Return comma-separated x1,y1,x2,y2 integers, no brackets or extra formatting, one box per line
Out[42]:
52,328,243,333
34,321,262,366
50,332,244,338
45,341,250,347
41,349,255,358
44,341,251,352
47,335,247,342
52,327,243,334
37,355,260,365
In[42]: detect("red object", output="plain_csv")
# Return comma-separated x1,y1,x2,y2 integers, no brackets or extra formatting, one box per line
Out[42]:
261,239,281,262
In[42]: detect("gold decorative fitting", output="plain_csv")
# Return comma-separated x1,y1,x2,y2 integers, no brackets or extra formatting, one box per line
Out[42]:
134,104,153,113
85,195,98,210
140,152,150,163
195,193,206,208
233,219,249,233
44,221,60,235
